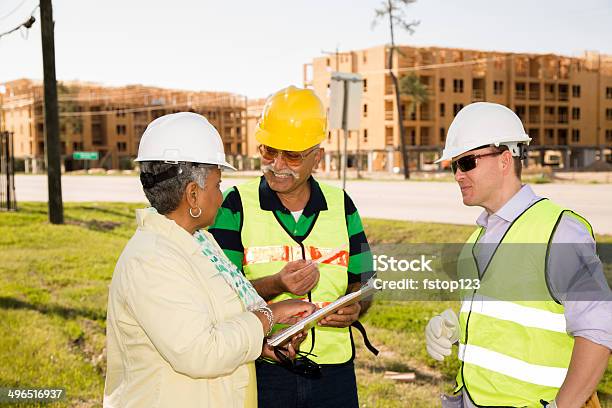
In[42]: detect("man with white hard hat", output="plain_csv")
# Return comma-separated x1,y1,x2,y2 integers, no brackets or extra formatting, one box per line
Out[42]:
425,102,611,407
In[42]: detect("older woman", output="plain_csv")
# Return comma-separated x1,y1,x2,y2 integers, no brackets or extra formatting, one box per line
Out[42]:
104,112,315,408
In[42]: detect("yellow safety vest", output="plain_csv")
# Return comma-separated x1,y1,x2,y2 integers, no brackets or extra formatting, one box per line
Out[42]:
238,178,353,365
455,198,593,407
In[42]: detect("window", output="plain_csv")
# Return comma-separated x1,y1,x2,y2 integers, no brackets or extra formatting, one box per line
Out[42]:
363,104,368,118
116,124,127,135
453,103,464,116
453,79,464,93
545,128,554,142
439,127,445,142
606,129,612,142
362,52,367,64
439,78,445,92
572,107,581,121
493,80,504,95
571,129,580,143
363,129,368,143
572,85,581,98
385,127,394,146
515,105,526,121
439,103,445,117
326,58,330,67
606,108,612,121
363,79,367,92
117,142,127,152
606,87,612,99
515,82,526,98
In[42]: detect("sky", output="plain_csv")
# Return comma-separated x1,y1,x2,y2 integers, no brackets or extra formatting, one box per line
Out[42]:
0,0,611,98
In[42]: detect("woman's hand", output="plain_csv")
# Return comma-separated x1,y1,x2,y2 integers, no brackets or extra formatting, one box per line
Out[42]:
270,299,317,325
261,331,308,361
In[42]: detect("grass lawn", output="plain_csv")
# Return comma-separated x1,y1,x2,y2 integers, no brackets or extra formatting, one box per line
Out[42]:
0,203,610,407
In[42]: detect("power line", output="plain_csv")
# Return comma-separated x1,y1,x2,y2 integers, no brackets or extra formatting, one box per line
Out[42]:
0,3,38,40
360,54,514,75
0,0,28,22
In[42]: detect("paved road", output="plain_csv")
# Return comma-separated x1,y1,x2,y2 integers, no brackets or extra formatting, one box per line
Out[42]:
14,175,612,235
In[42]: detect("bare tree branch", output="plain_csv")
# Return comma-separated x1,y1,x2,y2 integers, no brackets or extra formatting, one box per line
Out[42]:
370,0,419,179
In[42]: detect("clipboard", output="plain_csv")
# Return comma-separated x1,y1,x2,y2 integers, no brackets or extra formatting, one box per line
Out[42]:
266,278,378,347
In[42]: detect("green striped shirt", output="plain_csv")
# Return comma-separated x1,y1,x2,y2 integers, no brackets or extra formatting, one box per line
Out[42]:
209,176,374,284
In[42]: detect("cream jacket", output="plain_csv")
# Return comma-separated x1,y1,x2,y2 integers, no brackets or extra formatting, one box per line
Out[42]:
104,209,263,408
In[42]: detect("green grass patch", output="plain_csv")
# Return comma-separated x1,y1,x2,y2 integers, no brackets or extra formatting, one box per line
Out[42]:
0,203,610,407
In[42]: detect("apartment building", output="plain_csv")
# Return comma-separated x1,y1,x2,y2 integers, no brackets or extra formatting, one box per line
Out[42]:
0,79,247,172
304,46,612,171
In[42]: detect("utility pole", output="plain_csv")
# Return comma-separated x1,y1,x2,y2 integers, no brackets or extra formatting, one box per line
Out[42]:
322,47,342,179
40,0,63,224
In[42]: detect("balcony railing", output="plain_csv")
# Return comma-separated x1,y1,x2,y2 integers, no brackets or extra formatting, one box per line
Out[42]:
515,69,528,77
385,111,394,120
472,89,485,101
529,91,540,100
529,115,540,124
515,90,526,99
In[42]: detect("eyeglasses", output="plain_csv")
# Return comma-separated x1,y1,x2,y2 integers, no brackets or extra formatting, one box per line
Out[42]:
258,145,318,166
451,151,502,174
273,348,322,378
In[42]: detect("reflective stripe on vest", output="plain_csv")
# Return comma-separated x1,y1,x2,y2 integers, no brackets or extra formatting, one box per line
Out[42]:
238,178,352,365
454,199,593,407
244,245,349,267
458,343,568,388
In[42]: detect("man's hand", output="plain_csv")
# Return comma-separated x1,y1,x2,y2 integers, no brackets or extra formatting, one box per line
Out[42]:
277,260,320,296
425,309,459,361
318,302,361,328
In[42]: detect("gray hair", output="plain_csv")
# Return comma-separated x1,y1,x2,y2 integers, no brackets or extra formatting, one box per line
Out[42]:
140,161,216,214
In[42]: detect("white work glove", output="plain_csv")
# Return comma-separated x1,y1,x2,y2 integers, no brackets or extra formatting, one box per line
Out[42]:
425,309,459,361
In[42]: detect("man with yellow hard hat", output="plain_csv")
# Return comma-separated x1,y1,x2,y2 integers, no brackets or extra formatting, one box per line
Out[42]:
209,86,376,407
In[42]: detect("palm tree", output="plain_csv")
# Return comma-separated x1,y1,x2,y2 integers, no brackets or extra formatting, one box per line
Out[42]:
399,73,429,147
372,0,419,179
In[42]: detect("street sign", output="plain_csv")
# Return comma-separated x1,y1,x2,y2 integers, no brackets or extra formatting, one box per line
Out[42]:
328,72,363,131
73,151,98,160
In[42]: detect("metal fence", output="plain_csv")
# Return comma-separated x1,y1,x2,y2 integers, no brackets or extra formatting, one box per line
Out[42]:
0,131,17,211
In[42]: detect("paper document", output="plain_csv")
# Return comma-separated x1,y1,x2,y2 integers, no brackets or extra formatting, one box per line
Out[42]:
266,278,378,347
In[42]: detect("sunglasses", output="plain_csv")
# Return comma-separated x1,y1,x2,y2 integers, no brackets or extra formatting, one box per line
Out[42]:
258,145,318,166
451,151,502,174
273,348,322,378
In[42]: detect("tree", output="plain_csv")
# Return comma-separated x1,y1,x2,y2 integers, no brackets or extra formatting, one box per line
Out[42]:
372,0,419,179
399,73,429,144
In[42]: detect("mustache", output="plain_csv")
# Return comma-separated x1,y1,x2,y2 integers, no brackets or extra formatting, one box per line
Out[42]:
261,164,300,179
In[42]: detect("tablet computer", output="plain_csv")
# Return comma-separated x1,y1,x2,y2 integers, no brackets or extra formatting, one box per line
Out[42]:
266,278,377,347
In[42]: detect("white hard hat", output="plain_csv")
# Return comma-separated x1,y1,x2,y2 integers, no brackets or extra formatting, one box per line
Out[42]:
135,112,236,171
436,102,531,163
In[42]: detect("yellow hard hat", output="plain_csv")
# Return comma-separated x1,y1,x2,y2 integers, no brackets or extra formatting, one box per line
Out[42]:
255,86,327,151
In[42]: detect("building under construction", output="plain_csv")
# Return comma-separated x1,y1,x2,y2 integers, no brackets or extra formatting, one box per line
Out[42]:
0,79,248,172
304,46,612,172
